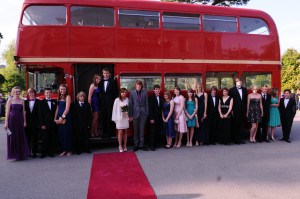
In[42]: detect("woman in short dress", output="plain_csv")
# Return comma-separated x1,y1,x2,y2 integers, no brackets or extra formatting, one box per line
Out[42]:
4,86,30,160
268,88,281,141
88,74,101,138
162,91,175,148
55,84,72,156
173,86,187,148
247,85,263,143
112,88,129,152
185,89,198,147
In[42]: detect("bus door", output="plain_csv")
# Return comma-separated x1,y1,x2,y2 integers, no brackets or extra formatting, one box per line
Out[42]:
74,63,114,96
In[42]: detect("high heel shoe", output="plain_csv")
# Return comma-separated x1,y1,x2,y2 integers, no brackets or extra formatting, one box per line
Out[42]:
271,136,275,141
119,146,123,153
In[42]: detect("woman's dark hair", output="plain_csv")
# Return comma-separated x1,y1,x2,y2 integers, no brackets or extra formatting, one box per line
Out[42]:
186,89,195,102
173,86,181,98
119,88,128,101
270,88,278,97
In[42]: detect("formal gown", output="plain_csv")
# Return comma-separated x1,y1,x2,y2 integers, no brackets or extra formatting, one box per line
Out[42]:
219,97,232,144
186,100,196,127
173,96,187,133
162,101,175,137
7,104,30,160
91,87,100,112
268,97,281,127
248,98,262,123
112,98,129,129
57,101,72,151
195,93,207,143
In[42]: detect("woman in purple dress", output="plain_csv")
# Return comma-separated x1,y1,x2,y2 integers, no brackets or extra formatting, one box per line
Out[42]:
88,74,101,138
4,86,30,160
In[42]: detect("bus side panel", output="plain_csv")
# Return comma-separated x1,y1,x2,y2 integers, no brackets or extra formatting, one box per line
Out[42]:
17,27,68,57
69,27,116,58
117,29,161,58
162,31,203,59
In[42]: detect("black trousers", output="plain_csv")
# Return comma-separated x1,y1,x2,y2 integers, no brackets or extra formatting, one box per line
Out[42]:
232,111,243,143
101,104,115,137
281,118,294,140
207,116,219,144
149,121,162,147
73,127,90,153
40,127,55,155
25,125,39,155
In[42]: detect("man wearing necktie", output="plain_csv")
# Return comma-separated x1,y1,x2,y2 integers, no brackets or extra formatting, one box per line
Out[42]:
129,80,149,151
100,68,118,139
257,85,271,142
279,89,296,143
207,86,219,145
229,78,247,144
25,88,40,158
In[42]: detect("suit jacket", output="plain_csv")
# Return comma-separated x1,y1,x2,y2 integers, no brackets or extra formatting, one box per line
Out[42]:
148,94,162,122
100,78,118,108
72,101,92,131
279,97,296,120
229,86,248,114
38,98,57,128
261,93,271,120
207,95,219,118
129,89,149,119
25,99,40,128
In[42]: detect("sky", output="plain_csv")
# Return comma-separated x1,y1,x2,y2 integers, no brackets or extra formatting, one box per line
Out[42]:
0,0,300,64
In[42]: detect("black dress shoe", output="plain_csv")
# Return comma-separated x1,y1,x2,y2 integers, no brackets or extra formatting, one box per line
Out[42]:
285,139,291,143
149,146,156,151
239,141,246,144
40,155,46,159
86,150,92,154
32,154,37,158
141,146,149,151
133,146,139,152
263,139,270,143
279,138,285,141
48,154,55,157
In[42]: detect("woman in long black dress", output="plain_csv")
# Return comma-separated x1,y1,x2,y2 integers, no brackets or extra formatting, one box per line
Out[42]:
247,85,263,143
218,88,233,145
4,86,30,160
55,84,73,156
194,83,208,145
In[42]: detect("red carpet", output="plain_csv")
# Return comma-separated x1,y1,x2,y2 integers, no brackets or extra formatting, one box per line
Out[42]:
87,152,156,199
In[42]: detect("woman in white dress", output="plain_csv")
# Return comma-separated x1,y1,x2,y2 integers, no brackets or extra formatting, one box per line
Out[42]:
112,88,129,152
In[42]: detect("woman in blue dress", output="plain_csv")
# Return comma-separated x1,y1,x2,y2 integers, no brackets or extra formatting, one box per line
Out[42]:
4,86,30,160
88,74,101,138
268,88,281,141
55,84,72,156
162,91,175,148
185,89,198,147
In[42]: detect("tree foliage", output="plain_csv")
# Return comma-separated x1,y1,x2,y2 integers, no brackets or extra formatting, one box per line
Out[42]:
161,0,250,6
0,40,26,93
281,48,300,91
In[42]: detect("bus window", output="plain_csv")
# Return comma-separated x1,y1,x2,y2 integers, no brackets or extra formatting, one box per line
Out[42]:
71,6,114,27
205,72,237,89
22,6,66,26
120,74,162,91
203,15,237,33
118,9,159,29
240,17,270,35
163,12,200,31
164,74,202,91
242,72,271,89
28,71,64,93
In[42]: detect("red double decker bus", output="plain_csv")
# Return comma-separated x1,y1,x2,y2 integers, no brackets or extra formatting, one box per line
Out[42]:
15,0,280,97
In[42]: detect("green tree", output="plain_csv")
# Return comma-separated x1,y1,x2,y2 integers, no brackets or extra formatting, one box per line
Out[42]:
161,0,250,6
281,48,300,91
0,40,26,93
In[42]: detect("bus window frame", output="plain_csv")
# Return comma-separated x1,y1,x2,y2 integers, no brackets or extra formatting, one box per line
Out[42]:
241,72,272,89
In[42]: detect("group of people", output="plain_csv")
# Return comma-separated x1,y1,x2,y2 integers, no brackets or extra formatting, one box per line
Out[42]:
2,71,297,160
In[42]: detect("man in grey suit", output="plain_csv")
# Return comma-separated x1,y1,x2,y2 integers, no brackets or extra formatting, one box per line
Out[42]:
129,80,149,151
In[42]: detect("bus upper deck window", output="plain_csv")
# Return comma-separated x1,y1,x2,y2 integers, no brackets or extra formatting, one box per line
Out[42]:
240,17,270,35
163,12,200,31
119,9,159,29
22,6,66,26
71,6,114,27
203,15,237,33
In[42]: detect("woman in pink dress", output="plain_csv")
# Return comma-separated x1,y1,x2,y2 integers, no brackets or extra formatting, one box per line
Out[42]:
173,86,187,148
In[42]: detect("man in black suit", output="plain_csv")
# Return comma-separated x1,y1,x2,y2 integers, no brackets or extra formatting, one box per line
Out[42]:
100,68,118,139
39,88,57,158
279,89,296,143
25,88,40,158
229,78,247,144
148,85,163,151
207,86,219,145
257,85,271,143
73,91,92,154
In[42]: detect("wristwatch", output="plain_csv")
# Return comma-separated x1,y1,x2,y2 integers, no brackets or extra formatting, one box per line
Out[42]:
62,115,66,119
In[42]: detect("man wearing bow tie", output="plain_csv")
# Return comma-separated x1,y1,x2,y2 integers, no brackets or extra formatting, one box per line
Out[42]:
100,68,118,139
39,88,57,158
25,88,40,158
229,78,248,144
257,85,271,142
279,89,296,143
207,86,220,145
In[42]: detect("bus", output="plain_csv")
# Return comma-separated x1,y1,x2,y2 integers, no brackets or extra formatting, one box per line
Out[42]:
15,0,280,98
